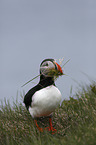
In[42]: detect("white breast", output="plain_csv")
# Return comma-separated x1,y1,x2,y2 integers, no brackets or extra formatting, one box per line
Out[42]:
29,85,62,118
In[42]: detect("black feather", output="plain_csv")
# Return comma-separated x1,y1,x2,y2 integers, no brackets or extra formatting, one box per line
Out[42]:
24,75,55,110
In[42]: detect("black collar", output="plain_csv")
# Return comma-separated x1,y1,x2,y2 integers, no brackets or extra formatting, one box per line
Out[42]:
39,75,55,88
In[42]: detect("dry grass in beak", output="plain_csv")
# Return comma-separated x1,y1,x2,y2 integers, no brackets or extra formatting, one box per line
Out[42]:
21,58,70,87
21,75,40,87
61,58,70,68
48,58,70,78
48,68,64,78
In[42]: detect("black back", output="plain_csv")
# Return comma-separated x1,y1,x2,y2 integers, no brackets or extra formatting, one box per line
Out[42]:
24,75,55,110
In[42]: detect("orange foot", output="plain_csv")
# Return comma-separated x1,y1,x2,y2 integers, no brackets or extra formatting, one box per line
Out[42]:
34,120,43,132
44,127,57,134
38,127,43,132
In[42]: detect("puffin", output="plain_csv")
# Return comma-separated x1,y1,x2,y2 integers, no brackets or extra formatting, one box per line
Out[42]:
24,58,63,133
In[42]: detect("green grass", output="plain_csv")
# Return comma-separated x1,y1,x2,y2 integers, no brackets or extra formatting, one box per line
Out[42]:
0,83,96,145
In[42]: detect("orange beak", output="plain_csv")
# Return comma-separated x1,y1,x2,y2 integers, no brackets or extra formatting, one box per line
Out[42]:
54,61,63,75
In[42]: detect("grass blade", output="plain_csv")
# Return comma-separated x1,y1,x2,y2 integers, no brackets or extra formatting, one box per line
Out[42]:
62,59,70,67
21,74,40,87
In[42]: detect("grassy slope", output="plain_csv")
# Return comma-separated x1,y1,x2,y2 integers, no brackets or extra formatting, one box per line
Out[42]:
0,84,96,145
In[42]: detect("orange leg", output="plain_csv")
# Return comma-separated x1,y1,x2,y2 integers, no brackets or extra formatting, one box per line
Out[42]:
49,118,57,133
34,120,43,132
45,118,57,134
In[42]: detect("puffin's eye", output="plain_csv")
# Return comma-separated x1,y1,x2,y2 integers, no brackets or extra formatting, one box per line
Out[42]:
42,62,48,66
45,63,48,66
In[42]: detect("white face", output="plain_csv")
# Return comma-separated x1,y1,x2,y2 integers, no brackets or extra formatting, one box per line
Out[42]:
40,60,56,77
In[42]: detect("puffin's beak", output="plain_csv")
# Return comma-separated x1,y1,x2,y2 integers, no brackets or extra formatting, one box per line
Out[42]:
54,61,63,75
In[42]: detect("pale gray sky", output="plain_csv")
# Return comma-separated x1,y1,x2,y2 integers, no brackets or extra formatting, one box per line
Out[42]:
0,0,96,103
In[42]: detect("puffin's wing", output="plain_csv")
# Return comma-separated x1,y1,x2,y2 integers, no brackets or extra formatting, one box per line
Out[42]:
24,84,41,110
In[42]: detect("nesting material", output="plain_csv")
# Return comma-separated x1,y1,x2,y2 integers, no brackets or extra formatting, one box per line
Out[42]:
47,68,64,78
21,58,70,87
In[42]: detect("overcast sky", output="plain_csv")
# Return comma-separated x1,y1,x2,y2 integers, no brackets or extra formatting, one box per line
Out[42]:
0,0,96,104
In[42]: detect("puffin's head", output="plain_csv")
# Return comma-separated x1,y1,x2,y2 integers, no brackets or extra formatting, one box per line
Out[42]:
40,58,63,78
